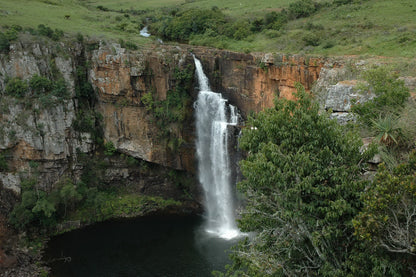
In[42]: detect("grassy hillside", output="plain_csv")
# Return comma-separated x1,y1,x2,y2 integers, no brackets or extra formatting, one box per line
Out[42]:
0,0,415,58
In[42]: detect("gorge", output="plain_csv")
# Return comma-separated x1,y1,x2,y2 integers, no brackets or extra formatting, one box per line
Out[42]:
3,36,413,276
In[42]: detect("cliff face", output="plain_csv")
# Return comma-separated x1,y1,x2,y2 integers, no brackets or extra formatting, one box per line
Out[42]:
89,43,195,171
0,41,90,195
0,40,326,206
192,48,324,116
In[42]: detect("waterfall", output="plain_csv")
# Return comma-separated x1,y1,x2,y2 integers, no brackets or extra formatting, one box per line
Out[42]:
193,56,241,240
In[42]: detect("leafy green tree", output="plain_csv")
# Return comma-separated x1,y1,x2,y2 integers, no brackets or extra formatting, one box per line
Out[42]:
353,152,416,275
155,8,226,41
59,180,82,216
229,84,374,276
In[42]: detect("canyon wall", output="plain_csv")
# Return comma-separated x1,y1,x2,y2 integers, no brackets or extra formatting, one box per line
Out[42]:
0,39,325,210
192,47,324,116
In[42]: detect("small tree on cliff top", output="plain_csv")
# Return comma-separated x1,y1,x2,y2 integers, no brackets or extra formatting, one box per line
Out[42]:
228,84,375,276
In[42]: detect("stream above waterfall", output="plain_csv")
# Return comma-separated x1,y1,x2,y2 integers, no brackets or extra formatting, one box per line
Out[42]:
44,215,238,277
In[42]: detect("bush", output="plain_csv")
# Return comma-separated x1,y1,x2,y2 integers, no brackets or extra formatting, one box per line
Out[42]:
264,11,288,30
225,20,252,40
37,24,54,38
51,78,70,98
0,153,8,171
155,8,226,41
0,32,10,52
288,0,317,19
302,32,321,46
118,39,138,50
353,152,416,275
351,67,410,126
9,178,84,230
36,24,64,41
141,92,154,110
5,77,28,98
104,141,116,156
29,74,53,95
73,110,96,132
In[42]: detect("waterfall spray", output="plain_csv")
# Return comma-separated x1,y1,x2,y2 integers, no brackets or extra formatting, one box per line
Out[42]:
193,56,241,240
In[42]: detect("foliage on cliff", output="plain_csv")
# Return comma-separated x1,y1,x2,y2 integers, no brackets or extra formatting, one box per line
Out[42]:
141,65,194,151
352,66,413,169
352,67,410,126
227,85,375,276
353,153,416,275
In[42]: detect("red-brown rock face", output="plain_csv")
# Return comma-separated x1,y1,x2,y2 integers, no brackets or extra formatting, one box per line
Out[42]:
89,43,196,171
88,44,324,171
192,48,324,116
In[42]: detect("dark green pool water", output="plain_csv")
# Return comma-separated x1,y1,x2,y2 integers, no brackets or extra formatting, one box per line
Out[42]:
45,215,238,277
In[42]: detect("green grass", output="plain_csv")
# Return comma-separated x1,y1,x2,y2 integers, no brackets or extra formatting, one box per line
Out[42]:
0,0,416,58
88,0,184,10
0,0,151,44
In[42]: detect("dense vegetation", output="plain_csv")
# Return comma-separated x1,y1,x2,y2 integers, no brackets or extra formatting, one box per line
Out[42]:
227,86,374,275
224,71,416,275
8,156,181,233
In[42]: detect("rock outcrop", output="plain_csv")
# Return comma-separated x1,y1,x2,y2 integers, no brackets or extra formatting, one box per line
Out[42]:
193,49,325,116
89,43,195,171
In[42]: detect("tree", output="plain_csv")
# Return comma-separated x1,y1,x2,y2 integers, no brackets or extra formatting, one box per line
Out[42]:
353,152,416,275
228,84,374,276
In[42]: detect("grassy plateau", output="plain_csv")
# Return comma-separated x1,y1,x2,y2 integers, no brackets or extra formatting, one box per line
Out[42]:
0,0,415,57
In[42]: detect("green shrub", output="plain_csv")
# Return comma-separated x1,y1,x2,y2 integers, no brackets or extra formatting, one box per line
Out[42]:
155,8,226,41
141,92,154,110
4,25,20,41
322,40,335,49
76,32,84,42
29,74,53,95
5,77,28,98
302,32,321,46
370,115,399,146
0,32,10,52
0,153,8,171
73,110,96,132
223,19,252,40
352,67,410,125
118,39,138,50
51,78,70,98
264,11,288,30
288,0,317,19
104,141,116,156
353,151,416,275
37,24,54,37
35,24,64,41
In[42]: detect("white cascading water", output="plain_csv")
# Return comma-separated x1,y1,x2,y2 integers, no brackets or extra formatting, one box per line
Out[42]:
193,56,241,240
